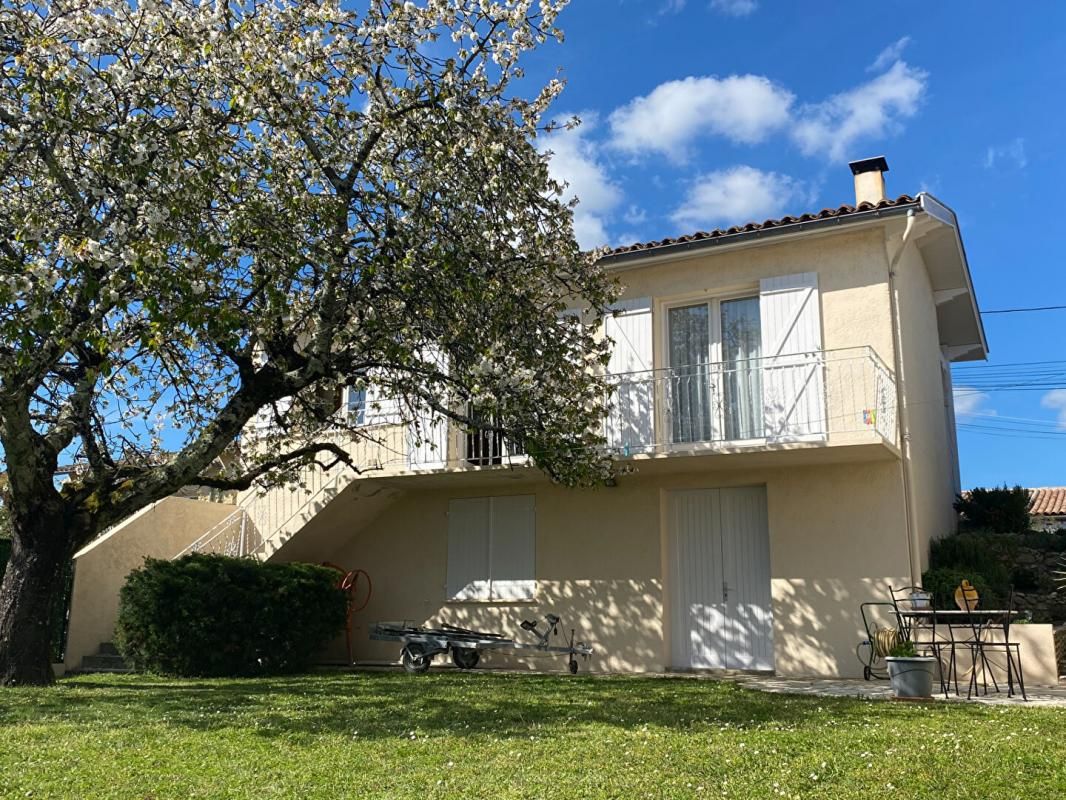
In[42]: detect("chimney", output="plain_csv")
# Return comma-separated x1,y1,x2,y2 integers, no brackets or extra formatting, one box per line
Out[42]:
848,156,889,206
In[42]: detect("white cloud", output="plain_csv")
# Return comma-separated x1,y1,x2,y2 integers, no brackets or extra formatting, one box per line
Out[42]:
868,36,911,72
791,61,928,162
953,387,996,417
613,231,646,249
608,75,793,162
1041,389,1066,428
659,0,686,13
671,165,808,230
711,0,757,15
623,205,648,225
984,138,1027,170
537,116,623,249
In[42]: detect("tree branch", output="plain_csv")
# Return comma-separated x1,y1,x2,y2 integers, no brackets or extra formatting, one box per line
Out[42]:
186,441,370,491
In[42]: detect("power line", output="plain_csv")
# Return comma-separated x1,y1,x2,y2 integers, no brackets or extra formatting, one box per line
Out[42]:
956,424,1066,442
981,305,1066,315
957,411,1066,429
954,359,1066,370
957,421,1066,436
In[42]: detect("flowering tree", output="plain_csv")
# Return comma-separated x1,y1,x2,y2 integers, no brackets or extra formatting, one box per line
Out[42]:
0,0,616,685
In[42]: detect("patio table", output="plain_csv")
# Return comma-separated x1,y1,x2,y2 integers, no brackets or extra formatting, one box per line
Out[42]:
897,608,1018,636
897,608,1024,698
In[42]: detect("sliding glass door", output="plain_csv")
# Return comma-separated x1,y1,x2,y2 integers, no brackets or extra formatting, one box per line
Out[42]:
667,296,763,444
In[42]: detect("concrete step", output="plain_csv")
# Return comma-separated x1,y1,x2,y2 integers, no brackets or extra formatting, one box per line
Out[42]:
78,643,132,673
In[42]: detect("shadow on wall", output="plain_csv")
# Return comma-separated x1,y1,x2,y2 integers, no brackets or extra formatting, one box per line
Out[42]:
772,577,906,679
341,579,665,674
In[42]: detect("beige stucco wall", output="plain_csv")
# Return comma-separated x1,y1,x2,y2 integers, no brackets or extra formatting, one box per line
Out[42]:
64,497,235,671
613,226,896,371
305,224,980,680
324,457,913,679
940,623,1059,689
894,236,962,570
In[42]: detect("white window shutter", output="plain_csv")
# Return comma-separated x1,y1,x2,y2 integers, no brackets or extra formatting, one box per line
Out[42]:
603,298,654,453
759,273,826,440
407,346,449,468
446,498,491,601
254,395,292,432
488,495,536,601
364,374,401,426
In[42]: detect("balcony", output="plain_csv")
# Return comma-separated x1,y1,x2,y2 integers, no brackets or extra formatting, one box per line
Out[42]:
284,345,897,483
392,346,898,473
601,346,897,458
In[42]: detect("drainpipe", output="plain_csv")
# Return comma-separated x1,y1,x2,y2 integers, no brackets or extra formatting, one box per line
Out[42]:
886,208,922,585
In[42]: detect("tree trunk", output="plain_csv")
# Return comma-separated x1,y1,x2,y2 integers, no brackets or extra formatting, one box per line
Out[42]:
0,522,73,686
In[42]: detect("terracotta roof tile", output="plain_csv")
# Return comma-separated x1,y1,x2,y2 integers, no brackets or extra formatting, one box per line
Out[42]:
1028,487,1066,517
603,195,919,259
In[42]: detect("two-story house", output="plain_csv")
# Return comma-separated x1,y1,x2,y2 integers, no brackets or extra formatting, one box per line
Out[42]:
64,157,994,679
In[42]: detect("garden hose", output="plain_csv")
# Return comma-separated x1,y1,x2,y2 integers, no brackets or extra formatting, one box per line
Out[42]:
871,627,900,658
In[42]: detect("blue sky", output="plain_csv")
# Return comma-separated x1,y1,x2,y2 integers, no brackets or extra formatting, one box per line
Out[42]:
525,1,1066,489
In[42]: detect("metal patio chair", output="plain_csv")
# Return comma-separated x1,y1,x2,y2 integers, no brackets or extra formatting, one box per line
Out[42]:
955,586,1027,701
888,585,953,698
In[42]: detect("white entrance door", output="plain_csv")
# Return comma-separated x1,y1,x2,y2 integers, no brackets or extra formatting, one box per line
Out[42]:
668,486,774,671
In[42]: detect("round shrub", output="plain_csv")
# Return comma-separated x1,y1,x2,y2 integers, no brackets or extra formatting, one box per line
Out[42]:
116,554,347,677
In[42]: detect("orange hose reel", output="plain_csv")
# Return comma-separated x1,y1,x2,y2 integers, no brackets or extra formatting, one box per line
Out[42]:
321,562,372,665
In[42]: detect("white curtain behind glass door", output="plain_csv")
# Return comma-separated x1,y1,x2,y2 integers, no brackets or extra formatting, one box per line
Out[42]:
668,304,712,443
720,297,763,440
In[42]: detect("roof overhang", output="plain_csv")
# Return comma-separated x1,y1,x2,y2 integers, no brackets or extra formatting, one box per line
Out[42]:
913,193,988,362
597,202,918,271
594,192,988,362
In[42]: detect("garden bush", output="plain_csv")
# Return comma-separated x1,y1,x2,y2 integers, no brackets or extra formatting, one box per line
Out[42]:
954,486,1030,533
116,554,347,677
920,567,1003,609
929,531,1012,578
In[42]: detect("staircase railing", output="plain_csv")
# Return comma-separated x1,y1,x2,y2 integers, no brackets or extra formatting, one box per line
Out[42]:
174,462,363,560
174,501,262,559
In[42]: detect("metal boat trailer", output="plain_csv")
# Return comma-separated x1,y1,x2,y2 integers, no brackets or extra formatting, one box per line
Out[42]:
371,614,594,674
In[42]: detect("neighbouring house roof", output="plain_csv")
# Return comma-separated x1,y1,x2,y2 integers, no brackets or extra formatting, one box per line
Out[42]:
601,195,919,260
1028,487,1066,517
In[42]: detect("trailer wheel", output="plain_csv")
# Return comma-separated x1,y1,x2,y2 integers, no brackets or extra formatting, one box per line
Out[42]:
568,657,578,675
451,648,480,670
402,644,433,674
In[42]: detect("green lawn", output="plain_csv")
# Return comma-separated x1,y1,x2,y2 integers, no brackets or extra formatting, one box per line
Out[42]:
0,672,1063,799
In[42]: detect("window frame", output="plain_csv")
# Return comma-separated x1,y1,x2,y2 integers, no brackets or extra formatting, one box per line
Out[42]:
659,288,766,447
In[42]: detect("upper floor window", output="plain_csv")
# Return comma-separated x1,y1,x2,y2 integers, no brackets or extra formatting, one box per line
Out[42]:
345,386,367,426
603,272,826,451
666,294,763,442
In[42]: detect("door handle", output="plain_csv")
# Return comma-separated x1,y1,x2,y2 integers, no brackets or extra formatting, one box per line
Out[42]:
722,580,729,603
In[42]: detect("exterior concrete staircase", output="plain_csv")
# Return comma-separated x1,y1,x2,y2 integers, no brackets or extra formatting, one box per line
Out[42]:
77,642,131,674
176,463,401,564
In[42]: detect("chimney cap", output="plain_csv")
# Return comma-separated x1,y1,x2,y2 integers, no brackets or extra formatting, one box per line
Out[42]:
848,156,889,176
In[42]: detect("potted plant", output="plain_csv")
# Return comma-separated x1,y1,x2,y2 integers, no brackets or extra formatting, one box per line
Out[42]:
885,639,938,700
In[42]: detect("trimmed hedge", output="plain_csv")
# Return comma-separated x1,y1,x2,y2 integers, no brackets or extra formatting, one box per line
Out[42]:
116,554,347,677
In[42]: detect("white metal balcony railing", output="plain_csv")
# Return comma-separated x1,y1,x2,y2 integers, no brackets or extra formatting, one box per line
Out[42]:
174,347,894,560
601,346,897,456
